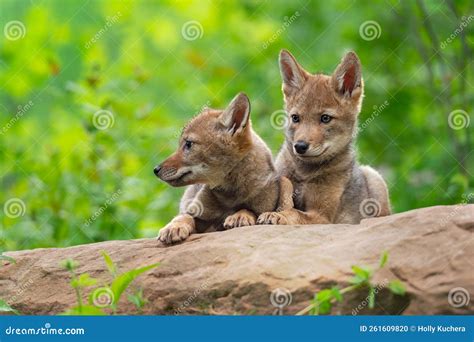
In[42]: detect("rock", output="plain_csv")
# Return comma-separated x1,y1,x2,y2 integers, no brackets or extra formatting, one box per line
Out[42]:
0,205,473,315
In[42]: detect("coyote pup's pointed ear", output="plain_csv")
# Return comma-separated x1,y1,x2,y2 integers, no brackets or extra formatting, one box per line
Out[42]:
332,51,363,99
220,92,251,135
279,49,307,96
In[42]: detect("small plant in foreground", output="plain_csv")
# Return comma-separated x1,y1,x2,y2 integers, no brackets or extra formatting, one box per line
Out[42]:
61,251,159,315
0,299,19,315
0,253,16,264
0,254,19,314
297,251,406,315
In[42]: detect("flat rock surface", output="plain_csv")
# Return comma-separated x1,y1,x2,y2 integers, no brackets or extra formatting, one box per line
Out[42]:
1,205,473,315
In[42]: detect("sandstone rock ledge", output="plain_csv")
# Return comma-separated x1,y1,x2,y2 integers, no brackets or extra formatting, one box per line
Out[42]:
0,205,473,315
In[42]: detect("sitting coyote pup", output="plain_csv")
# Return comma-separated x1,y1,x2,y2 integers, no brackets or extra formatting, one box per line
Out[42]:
154,92,293,244
258,50,390,225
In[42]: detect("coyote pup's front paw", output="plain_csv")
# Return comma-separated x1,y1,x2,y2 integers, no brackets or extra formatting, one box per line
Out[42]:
223,210,256,229
257,212,289,225
158,222,192,244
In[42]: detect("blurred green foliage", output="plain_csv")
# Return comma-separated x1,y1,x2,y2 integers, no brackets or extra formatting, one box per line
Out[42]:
1,0,473,251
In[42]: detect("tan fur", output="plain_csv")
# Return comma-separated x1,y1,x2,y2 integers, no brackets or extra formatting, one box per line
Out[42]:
258,50,391,225
155,93,293,244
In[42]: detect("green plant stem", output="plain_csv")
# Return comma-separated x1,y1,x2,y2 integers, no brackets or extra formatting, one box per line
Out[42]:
70,271,83,311
296,284,362,316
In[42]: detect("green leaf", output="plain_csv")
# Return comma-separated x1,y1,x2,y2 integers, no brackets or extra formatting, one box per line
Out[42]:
0,299,19,315
0,254,16,264
62,305,105,316
101,251,117,276
127,289,146,310
318,300,332,315
316,289,333,303
368,286,375,309
61,259,79,272
351,265,372,282
379,251,389,269
110,263,159,305
349,275,365,285
71,273,98,288
331,286,343,302
389,280,406,296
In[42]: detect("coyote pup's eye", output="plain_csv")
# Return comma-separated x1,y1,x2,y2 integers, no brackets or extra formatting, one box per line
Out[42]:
184,140,193,150
320,114,332,124
291,114,300,123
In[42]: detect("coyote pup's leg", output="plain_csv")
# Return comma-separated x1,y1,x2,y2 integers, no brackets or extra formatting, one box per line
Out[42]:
158,214,196,244
223,209,256,229
256,177,295,225
260,208,330,225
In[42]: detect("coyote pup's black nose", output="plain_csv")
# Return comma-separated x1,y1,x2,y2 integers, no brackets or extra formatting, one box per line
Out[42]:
153,165,162,176
294,141,309,155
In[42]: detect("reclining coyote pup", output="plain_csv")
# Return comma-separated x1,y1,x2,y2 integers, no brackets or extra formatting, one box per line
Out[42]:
154,92,293,244
258,50,390,225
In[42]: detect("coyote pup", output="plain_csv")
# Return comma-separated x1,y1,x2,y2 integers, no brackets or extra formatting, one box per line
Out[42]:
154,93,293,244
258,50,390,225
